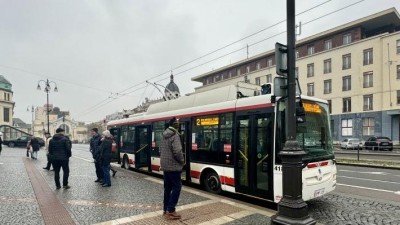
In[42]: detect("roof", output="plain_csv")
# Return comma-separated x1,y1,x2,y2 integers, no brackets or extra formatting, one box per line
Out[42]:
165,75,180,93
0,75,11,85
192,8,400,82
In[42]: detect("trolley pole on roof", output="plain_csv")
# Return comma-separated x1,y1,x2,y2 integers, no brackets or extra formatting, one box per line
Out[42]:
271,1,316,224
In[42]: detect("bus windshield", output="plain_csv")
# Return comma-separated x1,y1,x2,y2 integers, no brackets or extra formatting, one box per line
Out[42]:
276,98,334,163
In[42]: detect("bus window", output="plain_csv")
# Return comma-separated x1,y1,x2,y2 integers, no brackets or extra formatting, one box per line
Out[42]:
121,125,135,154
152,121,165,157
191,113,233,165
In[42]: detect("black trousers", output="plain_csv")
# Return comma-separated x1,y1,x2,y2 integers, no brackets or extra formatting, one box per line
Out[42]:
53,160,70,187
44,154,52,169
95,161,103,180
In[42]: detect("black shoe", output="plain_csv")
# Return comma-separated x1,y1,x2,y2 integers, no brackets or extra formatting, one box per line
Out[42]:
56,186,61,190
43,167,50,170
112,170,117,177
63,185,71,189
94,179,101,182
102,184,111,187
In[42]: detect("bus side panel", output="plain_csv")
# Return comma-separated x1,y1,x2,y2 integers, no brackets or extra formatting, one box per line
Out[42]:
151,156,163,175
190,162,235,193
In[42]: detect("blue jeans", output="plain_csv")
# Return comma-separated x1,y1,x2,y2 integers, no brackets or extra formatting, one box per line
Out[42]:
102,165,111,185
163,171,182,213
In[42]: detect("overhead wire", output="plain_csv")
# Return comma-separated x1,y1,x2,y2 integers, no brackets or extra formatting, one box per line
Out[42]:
78,0,367,120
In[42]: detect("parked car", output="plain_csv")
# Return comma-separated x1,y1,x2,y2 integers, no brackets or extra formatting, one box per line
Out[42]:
340,138,363,150
364,136,393,151
3,136,45,148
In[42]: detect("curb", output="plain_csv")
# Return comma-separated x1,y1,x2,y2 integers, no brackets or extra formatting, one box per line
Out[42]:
336,162,400,170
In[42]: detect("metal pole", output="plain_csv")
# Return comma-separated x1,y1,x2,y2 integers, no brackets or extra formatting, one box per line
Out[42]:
31,106,34,135
46,80,50,133
272,1,316,224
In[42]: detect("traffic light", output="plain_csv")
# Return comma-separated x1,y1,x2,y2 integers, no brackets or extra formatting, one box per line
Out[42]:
275,42,288,76
261,83,272,95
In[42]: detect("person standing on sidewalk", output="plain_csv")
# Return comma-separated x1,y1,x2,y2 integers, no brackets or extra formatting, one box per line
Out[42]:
99,130,113,187
160,117,184,220
43,132,53,170
28,135,40,160
0,134,3,156
49,128,72,189
90,128,103,183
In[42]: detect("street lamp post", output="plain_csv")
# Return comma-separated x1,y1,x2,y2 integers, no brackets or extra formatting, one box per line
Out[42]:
37,79,58,133
27,106,35,135
271,0,316,224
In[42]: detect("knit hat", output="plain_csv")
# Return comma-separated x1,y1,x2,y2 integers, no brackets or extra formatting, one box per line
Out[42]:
169,117,178,126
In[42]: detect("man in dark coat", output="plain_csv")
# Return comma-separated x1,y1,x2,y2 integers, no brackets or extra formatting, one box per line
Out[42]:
160,117,184,220
49,128,72,189
90,128,103,183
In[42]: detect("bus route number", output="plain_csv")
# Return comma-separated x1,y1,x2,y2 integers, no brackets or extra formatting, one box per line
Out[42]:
274,166,282,171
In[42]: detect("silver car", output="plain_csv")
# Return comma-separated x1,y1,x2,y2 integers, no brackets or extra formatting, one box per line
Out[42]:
340,138,362,150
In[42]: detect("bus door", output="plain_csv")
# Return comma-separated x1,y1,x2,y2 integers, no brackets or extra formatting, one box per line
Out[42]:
178,119,191,182
135,126,151,172
109,128,121,164
235,112,274,199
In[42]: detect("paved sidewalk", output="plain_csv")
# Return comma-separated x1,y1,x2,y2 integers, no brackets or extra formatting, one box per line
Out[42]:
0,146,275,225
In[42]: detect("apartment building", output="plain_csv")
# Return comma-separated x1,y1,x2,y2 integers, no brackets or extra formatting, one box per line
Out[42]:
191,8,400,143
0,75,14,126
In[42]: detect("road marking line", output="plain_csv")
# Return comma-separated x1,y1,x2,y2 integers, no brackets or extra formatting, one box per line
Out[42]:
338,175,400,185
395,191,400,195
337,183,395,193
339,170,390,175
72,155,92,162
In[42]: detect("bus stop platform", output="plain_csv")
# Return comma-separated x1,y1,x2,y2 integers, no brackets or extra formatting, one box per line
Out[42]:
0,145,276,225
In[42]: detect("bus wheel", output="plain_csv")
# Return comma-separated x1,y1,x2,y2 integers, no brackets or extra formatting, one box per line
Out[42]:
123,156,130,170
203,171,221,194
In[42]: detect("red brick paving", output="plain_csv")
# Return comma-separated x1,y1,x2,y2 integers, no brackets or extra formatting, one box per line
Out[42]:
24,158,76,225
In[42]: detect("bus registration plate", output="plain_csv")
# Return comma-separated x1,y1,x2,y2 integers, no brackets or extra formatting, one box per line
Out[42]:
314,188,325,198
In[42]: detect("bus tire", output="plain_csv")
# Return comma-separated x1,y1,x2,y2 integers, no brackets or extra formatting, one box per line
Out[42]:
203,171,221,194
122,156,130,170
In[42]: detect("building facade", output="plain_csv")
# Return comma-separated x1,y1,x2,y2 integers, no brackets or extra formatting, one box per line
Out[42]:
191,8,400,144
0,75,14,126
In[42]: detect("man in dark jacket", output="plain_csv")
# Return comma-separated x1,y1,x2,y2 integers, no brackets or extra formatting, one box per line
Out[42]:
90,128,103,183
49,128,72,189
160,117,184,220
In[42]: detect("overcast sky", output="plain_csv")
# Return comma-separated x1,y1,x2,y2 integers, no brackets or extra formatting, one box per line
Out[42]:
1,0,399,124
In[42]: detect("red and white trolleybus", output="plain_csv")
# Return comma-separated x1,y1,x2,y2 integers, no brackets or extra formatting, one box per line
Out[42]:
108,84,337,202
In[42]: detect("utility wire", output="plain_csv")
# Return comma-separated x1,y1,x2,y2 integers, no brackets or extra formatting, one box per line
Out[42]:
78,0,366,120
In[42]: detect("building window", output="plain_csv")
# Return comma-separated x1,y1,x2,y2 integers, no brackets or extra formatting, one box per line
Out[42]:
246,66,250,73
307,63,314,77
342,76,351,91
3,108,10,122
363,48,373,65
3,93,5,101
363,72,373,88
363,94,373,111
324,59,332,74
295,67,299,77
363,118,374,136
327,100,332,113
307,45,315,55
397,40,400,54
244,75,249,83
255,77,261,85
267,58,273,67
256,62,261,70
296,50,299,59
343,97,351,113
266,74,272,83
342,54,351,70
228,71,232,78
324,39,332,50
237,68,241,76
397,65,400,79
307,83,314,96
343,33,352,45
324,79,332,94
341,119,353,136
398,90,400,105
